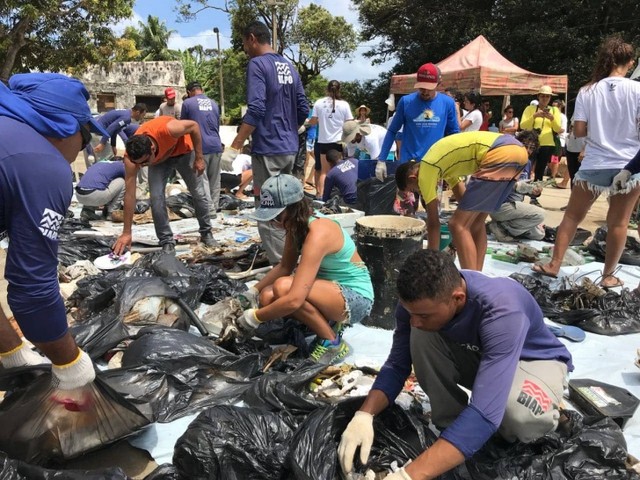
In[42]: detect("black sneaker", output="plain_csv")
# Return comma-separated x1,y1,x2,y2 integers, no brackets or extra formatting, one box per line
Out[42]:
161,243,176,254
530,198,541,207
201,232,218,247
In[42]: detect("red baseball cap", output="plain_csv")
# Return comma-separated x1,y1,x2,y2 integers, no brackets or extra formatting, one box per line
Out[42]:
414,63,441,90
164,87,176,99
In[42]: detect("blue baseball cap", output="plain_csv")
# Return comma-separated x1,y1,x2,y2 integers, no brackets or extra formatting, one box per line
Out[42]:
3,73,110,138
247,174,304,222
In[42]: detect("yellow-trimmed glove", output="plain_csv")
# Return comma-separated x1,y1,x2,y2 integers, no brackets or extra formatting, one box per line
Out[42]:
51,348,96,390
0,342,45,368
238,308,262,333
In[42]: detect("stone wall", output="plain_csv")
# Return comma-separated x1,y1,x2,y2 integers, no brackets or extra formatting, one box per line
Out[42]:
79,61,186,113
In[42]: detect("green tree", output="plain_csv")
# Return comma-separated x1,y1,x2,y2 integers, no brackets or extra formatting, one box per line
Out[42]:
353,0,640,108
0,0,134,79
174,0,357,88
127,15,180,61
288,4,357,86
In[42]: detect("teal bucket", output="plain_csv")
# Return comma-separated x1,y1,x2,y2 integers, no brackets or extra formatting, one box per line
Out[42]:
439,224,452,251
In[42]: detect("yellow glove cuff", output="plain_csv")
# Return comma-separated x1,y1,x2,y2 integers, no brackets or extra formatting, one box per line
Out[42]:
0,341,25,357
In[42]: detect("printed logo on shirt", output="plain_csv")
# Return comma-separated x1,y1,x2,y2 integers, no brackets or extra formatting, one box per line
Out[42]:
337,161,356,173
197,98,213,111
118,120,126,127
412,108,441,127
39,208,64,240
516,379,553,416
275,61,293,85
608,82,617,92
260,190,276,208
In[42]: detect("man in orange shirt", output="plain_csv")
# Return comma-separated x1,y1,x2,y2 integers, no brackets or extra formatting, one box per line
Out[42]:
112,115,216,254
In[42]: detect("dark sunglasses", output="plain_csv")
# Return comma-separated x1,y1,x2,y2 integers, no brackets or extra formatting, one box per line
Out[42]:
78,123,92,150
130,156,151,166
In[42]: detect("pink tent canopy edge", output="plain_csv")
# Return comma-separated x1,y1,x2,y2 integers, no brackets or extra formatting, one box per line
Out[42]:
389,35,568,95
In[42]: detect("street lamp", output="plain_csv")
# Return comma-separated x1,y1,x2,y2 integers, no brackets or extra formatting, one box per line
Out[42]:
265,0,285,52
213,27,225,119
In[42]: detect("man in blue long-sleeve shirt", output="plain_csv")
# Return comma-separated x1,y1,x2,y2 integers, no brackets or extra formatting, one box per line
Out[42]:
0,73,111,399
220,21,309,263
85,103,147,166
338,249,572,480
374,63,459,181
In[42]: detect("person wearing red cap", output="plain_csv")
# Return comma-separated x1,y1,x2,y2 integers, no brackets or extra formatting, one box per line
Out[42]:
374,62,459,181
156,87,182,119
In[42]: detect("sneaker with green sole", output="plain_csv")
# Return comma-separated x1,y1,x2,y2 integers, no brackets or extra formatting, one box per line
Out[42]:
309,338,350,365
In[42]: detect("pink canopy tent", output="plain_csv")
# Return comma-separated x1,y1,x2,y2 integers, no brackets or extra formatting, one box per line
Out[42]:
389,35,568,96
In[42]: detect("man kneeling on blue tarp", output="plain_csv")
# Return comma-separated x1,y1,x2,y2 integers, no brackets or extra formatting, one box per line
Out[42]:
338,249,573,480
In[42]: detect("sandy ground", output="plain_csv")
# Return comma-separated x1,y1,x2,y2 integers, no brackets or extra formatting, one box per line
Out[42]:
0,157,616,477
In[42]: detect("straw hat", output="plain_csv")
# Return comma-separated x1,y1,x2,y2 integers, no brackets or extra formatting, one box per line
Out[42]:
537,85,556,96
357,105,371,116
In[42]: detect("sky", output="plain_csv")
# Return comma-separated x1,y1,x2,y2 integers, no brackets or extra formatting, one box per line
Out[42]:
114,0,396,82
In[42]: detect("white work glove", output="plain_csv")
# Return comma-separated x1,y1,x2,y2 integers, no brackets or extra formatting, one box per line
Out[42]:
221,147,240,172
383,467,413,480
238,286,260,309
612,169,632,192
338,411,375,474
51,348,96,391
375,161,387,181
237,308,262,333
298,125,306,134
0,342,46,368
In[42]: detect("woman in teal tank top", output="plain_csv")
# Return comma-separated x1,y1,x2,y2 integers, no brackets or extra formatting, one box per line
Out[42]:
241,174,373,365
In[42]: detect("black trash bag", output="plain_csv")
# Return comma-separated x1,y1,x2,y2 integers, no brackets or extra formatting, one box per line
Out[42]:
467,410,639,480
173,405,298,480
254,317,313,358
218,194,253,211
71,305,131,359
543,226,591,246
135,199,150,214
509,273,564,318
66,270,126,319
57,237,113,267
242,361,326,414
288,396,466,480
292,129,307,178
551,289,640,335
188,263,247,305
0,372,149,465
130,251,192,278
143,464,178,480
0,451,130,480
317,196,342,215
588,226,640,266
356,176,397,215
165,192,195,218
120,328,262,378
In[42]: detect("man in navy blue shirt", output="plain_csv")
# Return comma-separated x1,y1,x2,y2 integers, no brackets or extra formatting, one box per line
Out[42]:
181,81,223,214
338,249,572,480
0,73,110,399
221,21,308,263
75,158,126,221
322,149,358,205
85,103,147,166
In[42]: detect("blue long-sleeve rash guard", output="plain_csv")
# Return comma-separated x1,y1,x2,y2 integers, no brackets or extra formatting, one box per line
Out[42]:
371,270,573,458
0,117,72,342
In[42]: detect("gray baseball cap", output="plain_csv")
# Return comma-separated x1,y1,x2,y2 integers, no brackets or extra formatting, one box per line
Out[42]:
247,174,304,222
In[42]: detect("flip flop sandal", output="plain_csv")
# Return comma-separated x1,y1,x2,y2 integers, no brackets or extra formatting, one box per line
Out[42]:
547,324,586,342
532,262,558,278
599,274,624,289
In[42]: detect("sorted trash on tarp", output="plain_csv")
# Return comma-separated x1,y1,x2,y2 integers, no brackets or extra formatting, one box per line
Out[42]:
588,226,640,266
510,273,640,335
467,410,640,480
0,451,130,480
0,370,148,465
544,225,592,246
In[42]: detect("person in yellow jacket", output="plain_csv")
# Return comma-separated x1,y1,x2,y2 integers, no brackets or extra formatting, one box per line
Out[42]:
520,86,562,186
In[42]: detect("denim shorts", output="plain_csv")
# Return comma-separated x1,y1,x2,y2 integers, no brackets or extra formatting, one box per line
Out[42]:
338,284,373,325
574,168,640,193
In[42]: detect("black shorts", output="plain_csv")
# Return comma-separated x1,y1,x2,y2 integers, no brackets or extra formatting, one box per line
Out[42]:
221,172,241,190
315,142,343,170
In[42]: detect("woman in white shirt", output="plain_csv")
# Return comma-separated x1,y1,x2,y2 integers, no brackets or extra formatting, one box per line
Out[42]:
499,105,519,135
309,80,353,197
533,35,640,288
459,91,483,132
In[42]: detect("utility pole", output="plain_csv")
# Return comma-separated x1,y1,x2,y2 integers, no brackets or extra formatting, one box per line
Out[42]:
266,0,285,52
213,27,225,119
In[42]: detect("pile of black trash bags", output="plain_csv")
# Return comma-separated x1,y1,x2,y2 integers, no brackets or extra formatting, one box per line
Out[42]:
511,273,640,335
0,250,638,478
